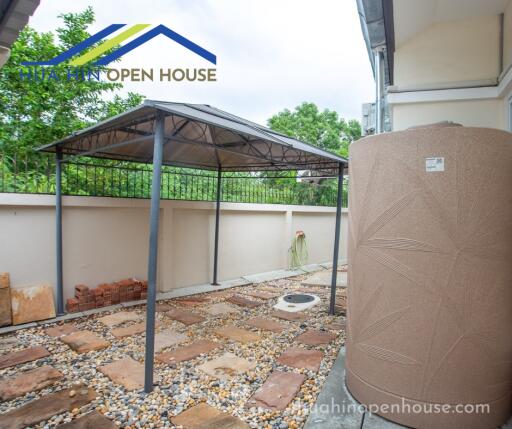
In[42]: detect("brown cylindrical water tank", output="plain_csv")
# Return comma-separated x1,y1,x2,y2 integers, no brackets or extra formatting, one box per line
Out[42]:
346,124,512,429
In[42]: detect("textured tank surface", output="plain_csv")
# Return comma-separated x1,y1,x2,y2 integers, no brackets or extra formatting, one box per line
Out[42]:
346,125,512,429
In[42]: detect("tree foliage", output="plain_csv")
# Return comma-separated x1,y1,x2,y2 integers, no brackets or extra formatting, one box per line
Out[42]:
267,102,361,157
0,7,144,155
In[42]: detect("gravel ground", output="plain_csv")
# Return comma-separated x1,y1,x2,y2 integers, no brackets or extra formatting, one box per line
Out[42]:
0,274,346,429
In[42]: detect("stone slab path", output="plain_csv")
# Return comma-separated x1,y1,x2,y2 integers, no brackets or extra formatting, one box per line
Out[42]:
156,303,172,312
56,411,117,428
247,371,306,411
175,296,210,306
154,329,187,353
165,308,206,325
171,403,249,429
244,290,281,300
202,302,239,316
198,352,256,380
277,347,324,372
112,321,161,339
215,325,261,344
325,321,345,331
0,365,63,400
296,330,337,346
155,340,220,365
271,310,308,322
61,331,110,353
98,357,146,390
98,311,141,327
246,317,286,333
0,384,96,429
45,324,79,338
226,294,263,308
0,346,50,369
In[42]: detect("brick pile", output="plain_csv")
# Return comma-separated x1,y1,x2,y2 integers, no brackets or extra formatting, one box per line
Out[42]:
66,278,148,313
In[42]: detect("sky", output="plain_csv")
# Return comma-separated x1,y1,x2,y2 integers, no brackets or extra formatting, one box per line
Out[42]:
28,0,375,126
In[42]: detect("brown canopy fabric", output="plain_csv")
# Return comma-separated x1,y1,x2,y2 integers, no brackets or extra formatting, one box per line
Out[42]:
38,100,347,175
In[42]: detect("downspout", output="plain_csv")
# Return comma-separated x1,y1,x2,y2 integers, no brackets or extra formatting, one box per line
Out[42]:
374,47,385,134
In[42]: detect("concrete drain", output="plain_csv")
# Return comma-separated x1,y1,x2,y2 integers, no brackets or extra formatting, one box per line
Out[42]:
274,293,320,313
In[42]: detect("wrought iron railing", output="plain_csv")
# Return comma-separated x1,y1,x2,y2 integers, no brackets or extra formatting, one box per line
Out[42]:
0,151,347,207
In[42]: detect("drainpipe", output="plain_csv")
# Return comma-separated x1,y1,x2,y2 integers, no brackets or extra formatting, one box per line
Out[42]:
374,47,385,134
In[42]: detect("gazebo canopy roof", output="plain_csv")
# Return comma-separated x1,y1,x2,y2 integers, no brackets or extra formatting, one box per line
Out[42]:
38,100,347,176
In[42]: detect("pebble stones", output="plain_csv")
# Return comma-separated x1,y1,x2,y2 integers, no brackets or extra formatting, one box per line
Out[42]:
0,276,345,429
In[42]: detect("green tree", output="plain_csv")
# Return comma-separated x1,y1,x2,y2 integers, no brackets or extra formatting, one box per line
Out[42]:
0,7,144,155
267,102,361,157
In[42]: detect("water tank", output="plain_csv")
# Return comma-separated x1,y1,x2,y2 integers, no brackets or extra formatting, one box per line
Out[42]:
345,124,512,429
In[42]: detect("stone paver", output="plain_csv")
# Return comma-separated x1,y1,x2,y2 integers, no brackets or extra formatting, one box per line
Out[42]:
296,330,337,346
98,311,141,327
198,352,256,380
56,411,116,428
226,294,263,308
11,283,56,325
215,325,261,344
271,310,308,322
0,337,17,350
0,346,50,370
156,340,220,365
244,290,280,300
247,371,306,411
0,365,63,400
99,357,147,390
175,296,209,306
302,270,347,288
154,329,187,353
171,403,249,429
259,286,283,294
246,317,286,333
325,321,345,331
0,384,96,429
202,302,239,316
61,330,110,353
45,324,79,338
156,303,172,312
277,347,324,372
111,321,161,339
166,308,206,325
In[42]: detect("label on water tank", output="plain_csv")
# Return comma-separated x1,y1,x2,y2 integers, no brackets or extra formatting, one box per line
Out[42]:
425,157,444,172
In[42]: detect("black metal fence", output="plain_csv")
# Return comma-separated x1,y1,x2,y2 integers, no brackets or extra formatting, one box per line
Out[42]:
0,151,347,207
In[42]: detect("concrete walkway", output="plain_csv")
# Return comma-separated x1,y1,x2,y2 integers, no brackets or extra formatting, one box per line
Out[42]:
305,347,403,429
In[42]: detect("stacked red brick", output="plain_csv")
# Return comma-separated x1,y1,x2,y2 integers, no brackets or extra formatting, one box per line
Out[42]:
66,278,148,313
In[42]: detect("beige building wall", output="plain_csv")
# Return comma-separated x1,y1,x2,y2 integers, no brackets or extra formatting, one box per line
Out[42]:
504,0,512,72
393,15,500,89
0,194,348,300
391,98,505,131
389,10,512,132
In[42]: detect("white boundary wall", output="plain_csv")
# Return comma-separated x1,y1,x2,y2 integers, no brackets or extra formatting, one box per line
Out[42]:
0,194,348,299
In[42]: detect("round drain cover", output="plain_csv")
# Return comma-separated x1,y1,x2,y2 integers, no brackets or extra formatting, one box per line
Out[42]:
283,294,315,304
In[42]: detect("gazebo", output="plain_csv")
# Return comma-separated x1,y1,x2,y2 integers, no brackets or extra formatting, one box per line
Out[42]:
38,100,348,392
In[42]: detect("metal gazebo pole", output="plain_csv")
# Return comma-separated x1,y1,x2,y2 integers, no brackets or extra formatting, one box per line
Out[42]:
211,166,222,286
144,111,165,393
55,146,64,316
329,163,345,315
